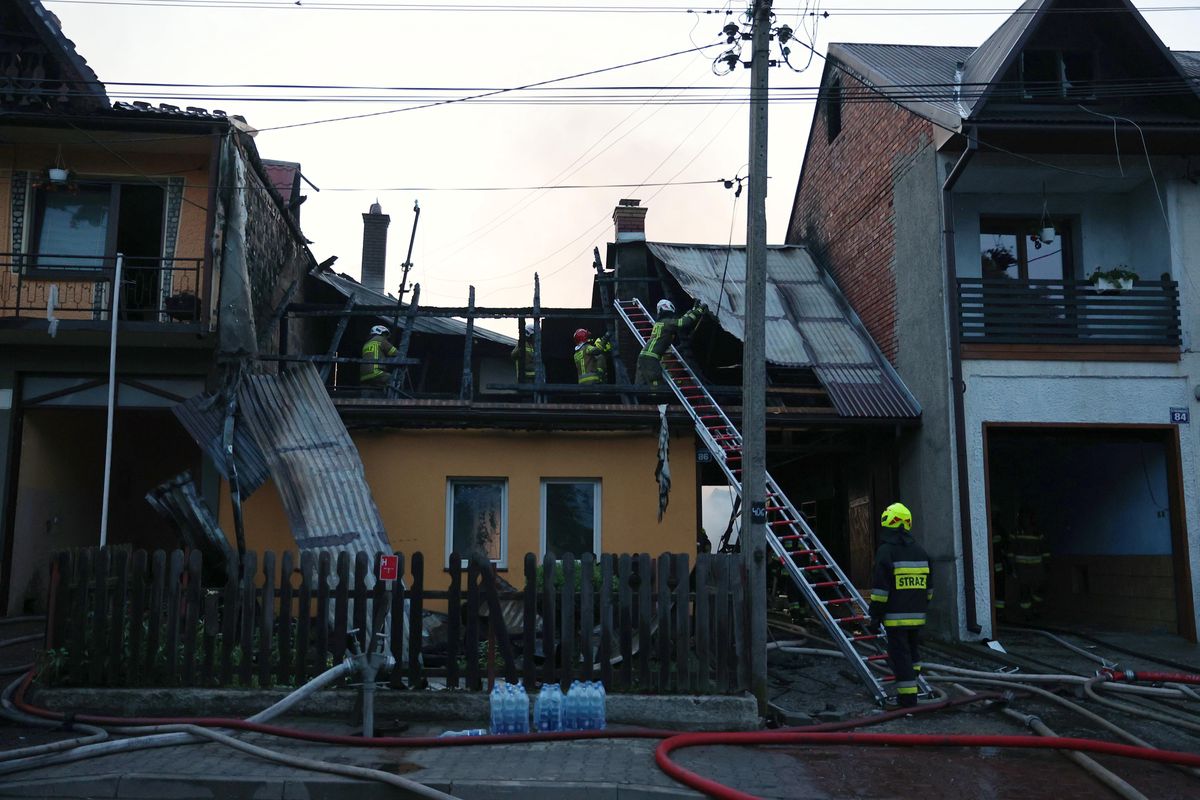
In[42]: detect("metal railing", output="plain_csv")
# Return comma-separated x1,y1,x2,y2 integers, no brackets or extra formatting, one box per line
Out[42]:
957,277,1181,346
0,252,204,324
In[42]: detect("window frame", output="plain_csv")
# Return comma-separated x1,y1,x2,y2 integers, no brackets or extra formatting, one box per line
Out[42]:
1019,49,1098,101
445,477,509,569
979,216,1074,281
539,478,602,559
26,179,169,279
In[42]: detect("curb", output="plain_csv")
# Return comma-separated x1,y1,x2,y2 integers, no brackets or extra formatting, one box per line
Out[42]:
29,688,760,732
0,773,704,799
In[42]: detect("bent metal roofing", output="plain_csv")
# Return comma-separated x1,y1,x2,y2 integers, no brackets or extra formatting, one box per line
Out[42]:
645,242,920,421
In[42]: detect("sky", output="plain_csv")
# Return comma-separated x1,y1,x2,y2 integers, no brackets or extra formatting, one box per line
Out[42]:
43,0,1200,331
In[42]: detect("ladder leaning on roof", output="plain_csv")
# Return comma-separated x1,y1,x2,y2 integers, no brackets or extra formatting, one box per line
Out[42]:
614,296,923,704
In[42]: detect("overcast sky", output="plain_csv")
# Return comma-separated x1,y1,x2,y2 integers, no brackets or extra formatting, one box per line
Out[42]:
45,1,1200,328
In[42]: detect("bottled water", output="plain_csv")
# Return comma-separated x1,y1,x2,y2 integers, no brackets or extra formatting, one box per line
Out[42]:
439,729,488,737
513,683,530,733
564,682,578,730
489,681,506,734
580,682,594,730
596,680,607,730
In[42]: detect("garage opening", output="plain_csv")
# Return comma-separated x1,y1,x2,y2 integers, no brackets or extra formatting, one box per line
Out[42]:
985,425,1192,637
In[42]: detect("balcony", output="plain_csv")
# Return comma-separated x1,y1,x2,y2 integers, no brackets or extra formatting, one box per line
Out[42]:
0,253,205,330
957,278,1181,360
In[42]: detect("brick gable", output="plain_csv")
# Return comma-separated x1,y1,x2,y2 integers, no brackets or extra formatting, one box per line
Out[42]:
786,69,934,364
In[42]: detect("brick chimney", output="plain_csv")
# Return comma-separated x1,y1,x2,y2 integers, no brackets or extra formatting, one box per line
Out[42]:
612,198,647,242
360,200,390,293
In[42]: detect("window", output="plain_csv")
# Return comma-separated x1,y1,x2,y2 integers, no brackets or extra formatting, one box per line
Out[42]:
1020,50,1096,100
979,218,1071,281
446,478,507,567
31,182,164,272
825,76,843,142
541,479,601,558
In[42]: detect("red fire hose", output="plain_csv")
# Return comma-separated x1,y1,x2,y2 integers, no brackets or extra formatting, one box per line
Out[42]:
655,731,1200,800
1100,668,1200,686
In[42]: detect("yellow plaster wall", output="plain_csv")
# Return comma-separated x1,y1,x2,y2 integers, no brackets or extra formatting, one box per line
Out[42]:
0,141,210,319
219,428,698,578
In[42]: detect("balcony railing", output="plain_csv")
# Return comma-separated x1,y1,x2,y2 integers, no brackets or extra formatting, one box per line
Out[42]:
0,253,204,325
957,278,1181,347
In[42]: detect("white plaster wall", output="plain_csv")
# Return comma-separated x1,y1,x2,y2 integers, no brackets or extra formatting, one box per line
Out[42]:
958,177,1200,640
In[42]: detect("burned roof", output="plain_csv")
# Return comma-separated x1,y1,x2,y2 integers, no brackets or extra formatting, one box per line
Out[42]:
5,0,107,111
312,267,516,347
645,242,921,420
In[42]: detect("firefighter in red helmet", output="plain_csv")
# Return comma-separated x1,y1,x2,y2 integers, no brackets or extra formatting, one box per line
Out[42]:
573,328,612,385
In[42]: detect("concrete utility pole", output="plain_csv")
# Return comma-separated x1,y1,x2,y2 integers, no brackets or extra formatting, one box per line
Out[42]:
743,0,771,714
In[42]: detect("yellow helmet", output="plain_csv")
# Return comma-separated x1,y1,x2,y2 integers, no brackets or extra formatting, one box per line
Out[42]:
881,502,912,531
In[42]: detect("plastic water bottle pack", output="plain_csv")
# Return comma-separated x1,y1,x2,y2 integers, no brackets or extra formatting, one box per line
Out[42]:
562,680,607,731
489,680,530,735
535,683,564,732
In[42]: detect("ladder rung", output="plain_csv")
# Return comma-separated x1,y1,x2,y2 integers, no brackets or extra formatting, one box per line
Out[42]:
802,564,830,572
808,580,841,589
866,654,890,662
823,597,855,605
839,615,867,624
850,634,880,641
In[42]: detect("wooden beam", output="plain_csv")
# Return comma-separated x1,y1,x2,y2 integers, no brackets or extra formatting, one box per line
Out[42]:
318,296,356,383
461,286,475,401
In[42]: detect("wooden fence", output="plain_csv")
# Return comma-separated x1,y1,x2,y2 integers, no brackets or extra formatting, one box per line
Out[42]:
42,548,749,694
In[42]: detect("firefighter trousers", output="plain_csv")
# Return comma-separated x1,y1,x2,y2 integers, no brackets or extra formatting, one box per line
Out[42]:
887,626,922,707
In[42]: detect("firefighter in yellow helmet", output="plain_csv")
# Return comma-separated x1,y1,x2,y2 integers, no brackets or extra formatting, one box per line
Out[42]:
869,502,932,707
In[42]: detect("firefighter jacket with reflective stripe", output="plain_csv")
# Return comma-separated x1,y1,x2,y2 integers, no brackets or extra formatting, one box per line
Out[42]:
574,338,612,384
361,334,398,383
1008,526,1049,569
511,342,536,380
639,307,703,359
869,530,933,627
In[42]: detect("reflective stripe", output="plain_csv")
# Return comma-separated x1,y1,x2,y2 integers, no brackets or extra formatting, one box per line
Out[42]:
893,561,929,569
897,685,919,695
1012,534,1044,541
913,664,923,672
893,567,929,576
884,618,926,627
1013,555,1044,565
995,600,1006,609
870,589,889,601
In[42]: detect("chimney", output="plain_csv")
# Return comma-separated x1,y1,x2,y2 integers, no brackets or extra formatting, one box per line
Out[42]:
612,198,647,242
360,200,390,293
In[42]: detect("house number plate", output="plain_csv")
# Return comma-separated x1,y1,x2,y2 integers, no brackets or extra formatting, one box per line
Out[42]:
1171,407,1190,424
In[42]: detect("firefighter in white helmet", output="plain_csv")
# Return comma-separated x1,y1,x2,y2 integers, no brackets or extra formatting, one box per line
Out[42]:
361,324,398,389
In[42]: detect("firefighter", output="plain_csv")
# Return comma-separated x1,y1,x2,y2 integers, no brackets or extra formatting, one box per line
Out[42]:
511,322,537,383
360,324,398,389
634,299,706,386
573,328,612,384
869,502,932,708
1009,506,1049,620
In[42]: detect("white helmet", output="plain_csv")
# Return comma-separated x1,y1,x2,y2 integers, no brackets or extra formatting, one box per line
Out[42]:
656,299,675,316
525,323,535,337
370,324,389,336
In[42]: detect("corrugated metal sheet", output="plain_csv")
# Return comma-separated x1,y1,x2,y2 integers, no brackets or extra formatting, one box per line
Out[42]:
172,392,270,496
237,364,391,561
960,0,1042,114
1173,51,1200,80
646,242,920,420
313,268,516,347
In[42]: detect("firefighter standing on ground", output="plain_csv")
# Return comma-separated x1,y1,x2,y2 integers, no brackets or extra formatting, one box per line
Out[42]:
1008,506,1049,620
634,299,706,386
573,328,612,384
869,502,933,707
360,324,398,389
511,323,537,383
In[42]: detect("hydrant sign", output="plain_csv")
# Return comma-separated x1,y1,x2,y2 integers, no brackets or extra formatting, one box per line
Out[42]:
378,554,399,582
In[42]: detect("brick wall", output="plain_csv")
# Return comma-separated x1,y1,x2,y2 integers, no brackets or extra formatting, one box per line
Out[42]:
786,68,934,363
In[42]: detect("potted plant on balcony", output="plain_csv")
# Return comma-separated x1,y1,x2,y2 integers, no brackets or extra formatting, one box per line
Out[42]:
1089,266,1138,292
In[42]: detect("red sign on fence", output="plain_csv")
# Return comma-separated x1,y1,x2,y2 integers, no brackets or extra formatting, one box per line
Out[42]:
378,554,399,582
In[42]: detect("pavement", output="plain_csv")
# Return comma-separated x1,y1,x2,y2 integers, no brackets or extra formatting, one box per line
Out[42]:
2,624,1200,799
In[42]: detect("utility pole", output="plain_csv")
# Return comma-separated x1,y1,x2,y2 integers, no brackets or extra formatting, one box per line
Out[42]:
743,0,771,715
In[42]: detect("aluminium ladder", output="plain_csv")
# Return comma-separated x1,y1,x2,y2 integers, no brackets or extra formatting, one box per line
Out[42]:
616,297,914,703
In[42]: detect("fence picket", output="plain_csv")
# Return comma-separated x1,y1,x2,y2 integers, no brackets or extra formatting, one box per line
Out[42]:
164,550,185,686
277,551,294,686
617,554,632,690
579,553,594,683
219,556,239,687
145,550,166,684
67,551,88,686
465,558,480,691
352,552,369,655
447,555,461,690
674,554,690,692
259,550,277,688
90,548,110,685
333,552,350,662
316,553,331,671
560,555,575,688
715,555,731,692
656,554,670,691
636,554,651,689
128,550,147,687
48,552,71,653
599,554,613,689
389,552,406,689
109,549,129,686
296,551,314,685
541,552,556,687
482,561,517,685
523,554,536,688
201,592,218,686
183,550,202,686
732,559,748,692
407,553,424,688
238,550,257,687
695,554,712,693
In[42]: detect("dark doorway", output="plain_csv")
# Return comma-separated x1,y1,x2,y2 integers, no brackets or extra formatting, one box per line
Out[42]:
118,184,166,321
985,425,1193,638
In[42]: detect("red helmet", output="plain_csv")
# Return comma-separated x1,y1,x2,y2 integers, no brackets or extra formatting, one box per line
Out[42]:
573,328,590,345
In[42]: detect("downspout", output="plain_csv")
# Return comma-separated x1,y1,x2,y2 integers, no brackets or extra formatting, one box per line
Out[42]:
941,129,981,634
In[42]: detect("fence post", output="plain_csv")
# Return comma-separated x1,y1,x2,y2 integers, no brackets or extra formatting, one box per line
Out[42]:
407,553,424,689
447,554,461,690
